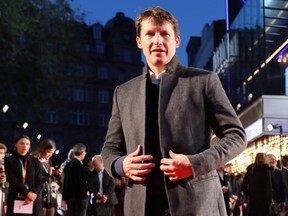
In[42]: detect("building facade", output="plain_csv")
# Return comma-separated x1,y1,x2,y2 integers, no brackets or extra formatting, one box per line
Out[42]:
187,0,288,172
0,12,143,163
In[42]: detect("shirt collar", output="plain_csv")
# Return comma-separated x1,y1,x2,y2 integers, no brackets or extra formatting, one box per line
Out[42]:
149,70,166,79
98,168,104,174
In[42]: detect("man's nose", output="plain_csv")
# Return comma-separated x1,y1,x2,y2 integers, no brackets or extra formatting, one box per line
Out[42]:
153,33,162,45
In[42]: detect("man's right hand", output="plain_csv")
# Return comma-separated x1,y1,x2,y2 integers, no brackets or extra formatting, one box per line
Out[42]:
123,145,155,182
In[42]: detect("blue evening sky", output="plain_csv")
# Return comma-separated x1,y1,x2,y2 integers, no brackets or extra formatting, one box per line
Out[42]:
70,0,226,66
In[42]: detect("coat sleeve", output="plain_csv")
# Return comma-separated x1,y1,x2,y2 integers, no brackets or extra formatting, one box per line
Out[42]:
101,86,127,178
188,72,247,177
29,157,43,196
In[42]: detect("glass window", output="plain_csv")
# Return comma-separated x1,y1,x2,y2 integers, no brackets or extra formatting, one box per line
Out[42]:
46,110,58,124
97,66,108,79
98,112,110,127
68,87,91,102
98,90,109,104
68,110,90,125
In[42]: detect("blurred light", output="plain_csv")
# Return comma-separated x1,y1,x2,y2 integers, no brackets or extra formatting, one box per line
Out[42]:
22,122,28,129
248,93,253,101
2,105,9,113
247,76,253,81
253,69,259,75
236,104,241,111
267,124,274,131
37,134,42,140
55,150,59,154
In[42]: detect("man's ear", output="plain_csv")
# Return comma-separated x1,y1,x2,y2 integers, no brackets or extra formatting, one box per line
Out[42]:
176,36,181,48
136,36,142,49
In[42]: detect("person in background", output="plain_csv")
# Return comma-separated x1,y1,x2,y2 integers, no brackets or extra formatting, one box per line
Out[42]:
113,177,126,216
88,155,117,216
0,143,8,188
84,156,94,216
101,6,247,216
0,143,8,215
33,139,62,216
60,148,74,169
267,154,285,213
59,148,75,213
281,155,288,214
4,134,43,216
0,143,7,162
217,165,232,216
242,153,274,216
62,143,89,216
225,163,241,216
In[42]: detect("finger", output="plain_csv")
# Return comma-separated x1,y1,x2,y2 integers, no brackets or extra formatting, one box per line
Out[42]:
169,150,176,158
133,168,152,176
163,171,176,176
130,155,154,164
131,175,147,182
169,176,179,181
161,158,172,165
160,164,171,172
133,162,155,170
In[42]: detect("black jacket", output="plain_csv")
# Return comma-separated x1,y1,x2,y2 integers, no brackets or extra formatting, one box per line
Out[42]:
62,158,89,201
4,151,43,216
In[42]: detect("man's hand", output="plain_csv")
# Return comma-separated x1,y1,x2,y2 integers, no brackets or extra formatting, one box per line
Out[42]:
97,193,108,203
160,150,193,181
123,145,155,182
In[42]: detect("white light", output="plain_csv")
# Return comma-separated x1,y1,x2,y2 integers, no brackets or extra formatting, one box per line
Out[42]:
55,150,59,154
267,124,274,131
2,105,9,113
22,122,28,129
37,134,42,140
236,104,241,111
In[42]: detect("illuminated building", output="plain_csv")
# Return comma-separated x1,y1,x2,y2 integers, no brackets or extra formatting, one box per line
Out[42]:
188,0,288,172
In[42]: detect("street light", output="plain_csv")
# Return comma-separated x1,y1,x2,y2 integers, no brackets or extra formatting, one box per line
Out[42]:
22,122,28,129
267,123,283,162
2,105,8,113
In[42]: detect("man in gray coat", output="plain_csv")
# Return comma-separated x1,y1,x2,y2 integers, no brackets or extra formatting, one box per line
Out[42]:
101,6,247,216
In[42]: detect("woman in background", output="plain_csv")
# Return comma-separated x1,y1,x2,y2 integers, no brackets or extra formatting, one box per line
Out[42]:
4,134,43,216
242,152,274,216
33,139,62,216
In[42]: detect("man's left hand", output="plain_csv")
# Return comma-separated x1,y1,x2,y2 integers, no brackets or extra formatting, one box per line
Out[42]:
160,150,193,181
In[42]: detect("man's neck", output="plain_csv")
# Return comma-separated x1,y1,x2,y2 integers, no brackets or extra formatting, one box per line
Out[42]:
148,65,166,76
74,155,82,161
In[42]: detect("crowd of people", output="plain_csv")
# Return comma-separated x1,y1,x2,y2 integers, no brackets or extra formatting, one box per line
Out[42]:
0,136,287,216
217,153,288,216
0,135,125,216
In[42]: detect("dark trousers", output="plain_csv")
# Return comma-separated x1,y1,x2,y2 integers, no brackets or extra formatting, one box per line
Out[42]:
92,204,114,216
145,187,170,216
67,197,89,216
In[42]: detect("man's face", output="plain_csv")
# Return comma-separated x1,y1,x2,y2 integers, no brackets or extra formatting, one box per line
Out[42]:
93,157,103,172
136,18,180,73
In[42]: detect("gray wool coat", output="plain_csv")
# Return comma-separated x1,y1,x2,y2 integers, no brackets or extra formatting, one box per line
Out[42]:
101,55,247,216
